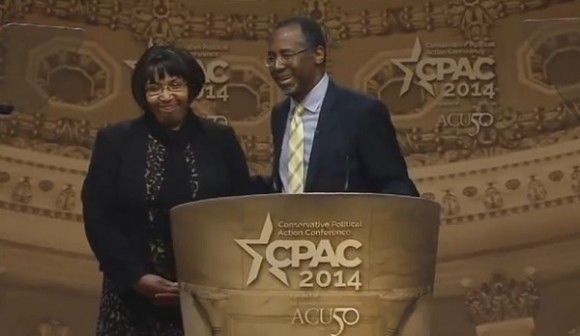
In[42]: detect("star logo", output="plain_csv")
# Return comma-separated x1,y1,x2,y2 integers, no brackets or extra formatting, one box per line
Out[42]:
235,213,289,286
390,37,435,96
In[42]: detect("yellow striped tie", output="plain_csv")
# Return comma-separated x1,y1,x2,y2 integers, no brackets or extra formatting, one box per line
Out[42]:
288,104,305,193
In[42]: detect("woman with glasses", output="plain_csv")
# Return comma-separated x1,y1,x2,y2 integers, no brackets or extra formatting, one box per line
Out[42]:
81,44,252,335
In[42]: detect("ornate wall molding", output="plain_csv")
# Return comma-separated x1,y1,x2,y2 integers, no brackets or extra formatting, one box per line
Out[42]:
463,272,539,326
27,39,122,113
0,112,99,160
3,127,580,225
0,0,572,43
0,144,86,222
0,111,275,173
412,138,580,224
0,154,86,176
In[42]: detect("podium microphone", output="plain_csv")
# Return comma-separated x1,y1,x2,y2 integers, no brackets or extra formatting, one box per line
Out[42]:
0,104,14,115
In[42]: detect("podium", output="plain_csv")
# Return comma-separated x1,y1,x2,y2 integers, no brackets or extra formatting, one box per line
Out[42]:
171,193,440,336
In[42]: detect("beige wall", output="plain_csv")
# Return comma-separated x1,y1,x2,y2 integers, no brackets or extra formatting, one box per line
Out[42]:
0,283,98,335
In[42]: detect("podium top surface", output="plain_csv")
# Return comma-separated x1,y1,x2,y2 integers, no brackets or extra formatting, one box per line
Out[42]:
171,192,438,212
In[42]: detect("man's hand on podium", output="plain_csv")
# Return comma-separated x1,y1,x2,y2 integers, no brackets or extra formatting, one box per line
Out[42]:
133,274,180,305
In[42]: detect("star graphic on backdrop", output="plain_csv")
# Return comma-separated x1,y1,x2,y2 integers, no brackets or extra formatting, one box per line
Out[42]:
390,37,434,96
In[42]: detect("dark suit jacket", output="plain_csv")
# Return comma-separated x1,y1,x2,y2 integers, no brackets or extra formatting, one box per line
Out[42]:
81,115,251,293
270,80,418,196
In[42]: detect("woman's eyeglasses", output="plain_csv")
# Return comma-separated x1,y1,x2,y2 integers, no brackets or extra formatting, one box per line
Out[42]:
145,80,187,96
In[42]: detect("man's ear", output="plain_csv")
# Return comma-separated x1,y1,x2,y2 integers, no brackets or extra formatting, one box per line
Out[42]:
314,46,326,65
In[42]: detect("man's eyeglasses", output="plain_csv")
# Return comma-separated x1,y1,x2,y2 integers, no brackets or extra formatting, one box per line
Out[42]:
264,48,310,68
145,79,187,96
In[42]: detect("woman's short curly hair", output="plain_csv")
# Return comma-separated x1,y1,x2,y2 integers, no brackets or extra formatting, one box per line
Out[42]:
131,44,205,114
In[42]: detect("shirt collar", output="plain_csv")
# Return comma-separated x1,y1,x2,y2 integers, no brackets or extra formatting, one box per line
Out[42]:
290,73,329,114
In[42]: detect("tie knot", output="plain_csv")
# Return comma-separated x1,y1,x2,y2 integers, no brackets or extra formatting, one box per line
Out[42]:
293,104,305,116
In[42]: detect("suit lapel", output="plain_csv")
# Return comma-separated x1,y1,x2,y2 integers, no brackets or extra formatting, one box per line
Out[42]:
305,80,339,191
273,98,291,191
122,117,149,209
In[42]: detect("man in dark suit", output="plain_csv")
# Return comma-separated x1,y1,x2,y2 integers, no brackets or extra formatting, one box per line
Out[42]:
266,16,419,196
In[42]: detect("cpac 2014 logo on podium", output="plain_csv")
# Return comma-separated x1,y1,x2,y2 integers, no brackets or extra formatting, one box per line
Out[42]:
235,213,363,336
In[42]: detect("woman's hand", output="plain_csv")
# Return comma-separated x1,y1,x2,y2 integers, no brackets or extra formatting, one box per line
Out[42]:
133,274,180,305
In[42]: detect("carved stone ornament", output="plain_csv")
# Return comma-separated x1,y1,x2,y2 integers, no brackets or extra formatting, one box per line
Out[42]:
465,273,539,326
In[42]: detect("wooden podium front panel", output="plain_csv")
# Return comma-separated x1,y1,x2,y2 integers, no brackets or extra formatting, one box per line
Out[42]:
171,193,440,336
